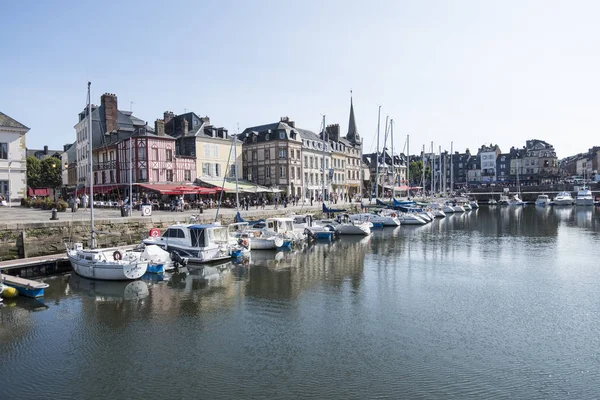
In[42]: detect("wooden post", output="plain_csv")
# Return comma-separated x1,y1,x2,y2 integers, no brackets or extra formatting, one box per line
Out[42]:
17,231,28,259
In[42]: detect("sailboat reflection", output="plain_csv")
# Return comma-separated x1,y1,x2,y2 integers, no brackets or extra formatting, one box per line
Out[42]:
68,274,149,301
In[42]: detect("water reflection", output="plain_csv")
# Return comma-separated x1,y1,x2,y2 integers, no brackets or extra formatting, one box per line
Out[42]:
68,274,149,301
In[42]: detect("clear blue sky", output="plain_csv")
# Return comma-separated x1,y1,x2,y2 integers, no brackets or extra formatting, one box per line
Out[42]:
2,0,599,158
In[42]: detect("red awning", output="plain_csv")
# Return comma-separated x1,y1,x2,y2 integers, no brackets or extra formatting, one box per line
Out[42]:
28,188,50,197
137,183,218,195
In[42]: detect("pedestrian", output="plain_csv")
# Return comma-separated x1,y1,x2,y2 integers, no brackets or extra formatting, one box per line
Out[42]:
310,196,314,206
82,193,89,209
75,196,81,209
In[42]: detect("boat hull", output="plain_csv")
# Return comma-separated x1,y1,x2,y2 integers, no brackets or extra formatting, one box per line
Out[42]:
575,198,594,206
68,254,148,281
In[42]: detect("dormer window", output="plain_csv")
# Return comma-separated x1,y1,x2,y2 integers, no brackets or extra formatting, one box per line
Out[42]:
252,136,257,143
266,134,270,141
279,131,285,140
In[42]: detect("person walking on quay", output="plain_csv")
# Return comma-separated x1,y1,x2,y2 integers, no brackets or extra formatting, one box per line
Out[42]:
82,193,89,209
310,196,314,206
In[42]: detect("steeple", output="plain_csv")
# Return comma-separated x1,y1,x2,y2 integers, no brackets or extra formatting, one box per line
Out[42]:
346,91,360,144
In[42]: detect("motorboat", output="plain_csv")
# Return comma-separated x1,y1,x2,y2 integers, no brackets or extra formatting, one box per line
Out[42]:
508,194,524,206
143,224,238,264
350,212,401,227
469,200,479,209
575,187,594,206
535,194,550,207
428,203,447,218
398,212,428,225
137,244,183,274
67,243,148,280
553,191,574,206
320,215,371,235
487,199,498,206
498,195,510,206
291,214,336,240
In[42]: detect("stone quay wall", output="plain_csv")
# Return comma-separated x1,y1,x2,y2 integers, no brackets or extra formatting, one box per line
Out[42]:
0,207,336,261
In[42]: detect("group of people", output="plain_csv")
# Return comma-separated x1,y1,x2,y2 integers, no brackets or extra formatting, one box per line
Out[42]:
68,193,89,211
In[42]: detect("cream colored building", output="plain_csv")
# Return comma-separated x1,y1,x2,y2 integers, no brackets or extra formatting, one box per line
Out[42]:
0,112,29,203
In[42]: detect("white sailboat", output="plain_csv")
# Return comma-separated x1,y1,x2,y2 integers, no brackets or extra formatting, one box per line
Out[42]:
66,83,148,281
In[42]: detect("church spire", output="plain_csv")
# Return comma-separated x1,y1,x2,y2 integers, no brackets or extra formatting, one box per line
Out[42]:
346,90,360,144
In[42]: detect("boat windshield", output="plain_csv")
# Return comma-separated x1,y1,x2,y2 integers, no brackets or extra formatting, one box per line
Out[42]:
209,228,229,243
190,229,206,247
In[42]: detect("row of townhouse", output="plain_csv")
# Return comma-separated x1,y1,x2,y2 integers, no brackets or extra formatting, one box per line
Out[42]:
238,98,365,200
410,139,559,191
559,146,600,180
57,92,367,201
66,93,241,197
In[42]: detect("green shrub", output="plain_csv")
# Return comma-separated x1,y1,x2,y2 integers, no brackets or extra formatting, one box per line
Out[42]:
21,198,30,207
32,198,45,208
43,197,54,210
55,200,68,212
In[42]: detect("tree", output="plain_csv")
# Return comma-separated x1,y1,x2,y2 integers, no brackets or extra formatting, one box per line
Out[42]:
27,156,42,188
40,157,62,189
408,160,432,187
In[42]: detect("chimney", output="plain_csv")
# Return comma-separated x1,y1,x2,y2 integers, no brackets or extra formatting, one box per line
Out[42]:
280,116,295,128
163,111,174,125
183,119,189,135
326,124,340,142
44,145,48,155
155,119,165,136
101,93,118,134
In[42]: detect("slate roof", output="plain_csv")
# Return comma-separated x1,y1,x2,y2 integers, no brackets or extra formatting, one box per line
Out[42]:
346,97,360,144
0,111,29,131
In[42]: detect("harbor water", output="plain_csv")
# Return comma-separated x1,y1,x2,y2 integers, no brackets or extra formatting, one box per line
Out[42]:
1,206,600,399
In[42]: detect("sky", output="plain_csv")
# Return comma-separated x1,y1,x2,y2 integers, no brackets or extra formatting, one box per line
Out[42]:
2,0,600,159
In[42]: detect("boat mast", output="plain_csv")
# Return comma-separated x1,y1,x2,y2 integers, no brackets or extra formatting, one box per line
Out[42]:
406,134,410,198
234,125,240,211
374,106,381,199
321,114,326,202
439,145,442,196
450,141,454,195
390,119,395,199
422,144,425,195
129,133,133,218
87,82,96,249
431,141,434,195
382,116,389,198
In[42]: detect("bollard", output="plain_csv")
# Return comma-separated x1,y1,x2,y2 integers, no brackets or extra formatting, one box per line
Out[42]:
50,208,59,220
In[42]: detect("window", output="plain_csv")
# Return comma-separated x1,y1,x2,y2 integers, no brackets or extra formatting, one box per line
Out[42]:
296,150,300,159
305,172,308,183
202,163,209,176
252,151,258,161
280,166,286,178
264,149,269,160
166,149,172,162
266,166,271,178
279,148,287,159
252,136,257,143
204,144,211,157
109,170,115,183
304,156,308,167
153,169,159,181
252,167,258,181
110,151,115,160
215,164,221,177
166,170,173,182
297,167,300,180
152,148,158,160
230,164,237,178
291,167,295,179
185,170,191,181
310,157,314,169
102,153,107,162
266,133,270,140
0,180,8,196
213,145,218,158
139,168,148,182
279,131,285,139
